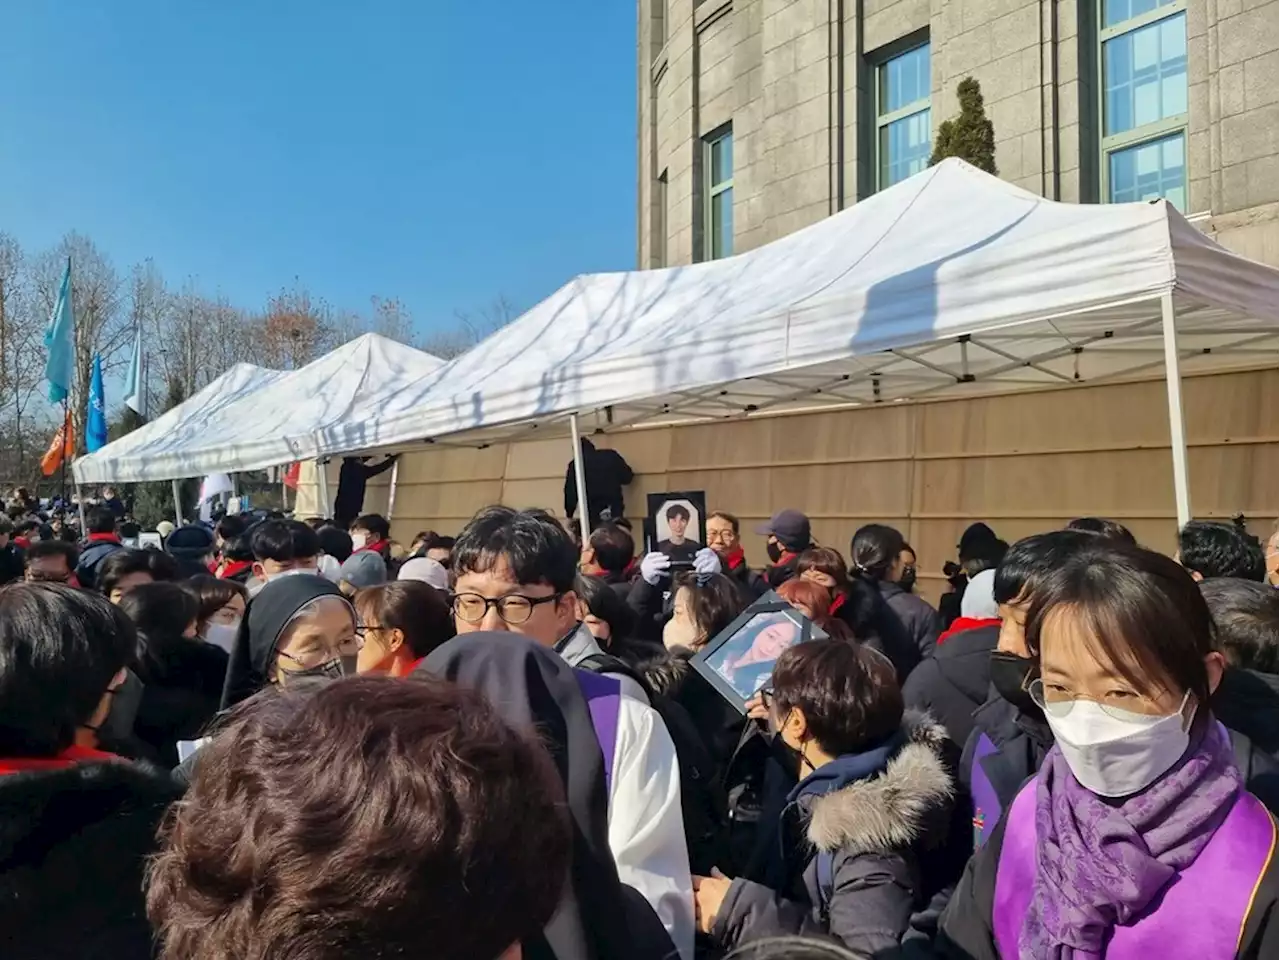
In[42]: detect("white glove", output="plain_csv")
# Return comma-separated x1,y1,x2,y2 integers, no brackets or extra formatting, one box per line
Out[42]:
693,547,722,577
640,551,672,586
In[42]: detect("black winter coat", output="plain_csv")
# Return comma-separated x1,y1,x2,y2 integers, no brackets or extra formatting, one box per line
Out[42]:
0,757,181,959
958,693,1054,837
832,581,922,685
1214,667,1279,814
711,715,956,957
0,542,23,585
563,440,633,528
902,623,1000,749
134,635,229,767
724,559,769,605
334,455,396,528
878,580,943,659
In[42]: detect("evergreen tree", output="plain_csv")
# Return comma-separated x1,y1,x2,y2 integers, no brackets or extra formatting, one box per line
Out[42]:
930,77,997,175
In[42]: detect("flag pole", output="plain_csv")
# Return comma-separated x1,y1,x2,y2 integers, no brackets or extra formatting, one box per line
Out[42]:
59,398,69,509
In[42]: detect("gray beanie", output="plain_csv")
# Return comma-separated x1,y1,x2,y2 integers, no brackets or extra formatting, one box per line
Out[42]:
338,550,387,590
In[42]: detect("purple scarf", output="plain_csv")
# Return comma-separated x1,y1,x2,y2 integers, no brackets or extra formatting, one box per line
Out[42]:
1021,719,1242,959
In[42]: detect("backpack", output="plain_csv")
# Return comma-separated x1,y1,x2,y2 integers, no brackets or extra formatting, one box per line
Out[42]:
577,652,729,873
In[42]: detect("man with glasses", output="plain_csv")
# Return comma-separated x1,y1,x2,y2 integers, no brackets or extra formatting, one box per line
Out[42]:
450,505,695,960
706,511,766,602
24,540,80,585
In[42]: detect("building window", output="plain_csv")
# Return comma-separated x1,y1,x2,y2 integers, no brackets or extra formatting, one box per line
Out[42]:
1100,0,1187,209
704,127,733,260
876,42,932,190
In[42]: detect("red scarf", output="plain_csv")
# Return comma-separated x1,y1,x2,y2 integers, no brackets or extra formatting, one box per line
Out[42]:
771,550,797,569
217,559,253,580
829,591,847,617
14,537,30,550
87,533,121,545
0,744,116,775
721,545,747,571
355,538,388,557
937,616,1002,645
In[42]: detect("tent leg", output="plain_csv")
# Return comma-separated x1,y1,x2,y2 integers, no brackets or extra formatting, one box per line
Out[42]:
1161,292,1192,528
569,413,590,546
171,479,183,527
316,459,331,522
387,458,401,523
75,484,87,536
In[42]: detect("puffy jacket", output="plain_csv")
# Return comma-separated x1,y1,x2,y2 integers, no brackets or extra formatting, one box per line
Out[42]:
878,580,944,659
710,714,955,957
902,622,1000,749
75,537,124,591
959,693,1053,849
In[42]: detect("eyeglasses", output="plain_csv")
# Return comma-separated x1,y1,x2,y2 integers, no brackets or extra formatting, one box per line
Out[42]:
353,623,387,650
1027,678,1170,720
450,591,562,626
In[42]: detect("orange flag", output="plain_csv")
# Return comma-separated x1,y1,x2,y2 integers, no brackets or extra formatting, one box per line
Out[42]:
283,462,301,490
41,412,75,477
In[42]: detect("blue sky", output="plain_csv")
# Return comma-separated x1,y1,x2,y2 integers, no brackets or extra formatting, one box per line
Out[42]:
0,2,637,334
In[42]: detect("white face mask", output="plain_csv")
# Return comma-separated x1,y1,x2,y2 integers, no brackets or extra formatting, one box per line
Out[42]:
351,532,368,550
1044,691,1193,798
201,621,240,655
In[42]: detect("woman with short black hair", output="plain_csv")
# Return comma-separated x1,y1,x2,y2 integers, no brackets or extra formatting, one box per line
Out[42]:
694,640,954,955
0,584,180,958
938,542,1279,959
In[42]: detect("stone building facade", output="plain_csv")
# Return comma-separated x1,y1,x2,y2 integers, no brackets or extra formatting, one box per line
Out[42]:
637,0,1278,268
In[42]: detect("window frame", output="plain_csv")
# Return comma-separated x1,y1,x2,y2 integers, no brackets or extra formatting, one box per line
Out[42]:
703,126,734,261
1097,0,1189,208
874,41,932,192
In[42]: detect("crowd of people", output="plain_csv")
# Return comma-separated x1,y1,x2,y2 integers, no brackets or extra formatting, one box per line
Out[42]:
0,477,1277,959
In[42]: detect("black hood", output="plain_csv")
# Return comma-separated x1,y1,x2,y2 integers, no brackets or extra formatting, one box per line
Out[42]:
1213,667,1279,754
220,574,343,709
418,634,650,960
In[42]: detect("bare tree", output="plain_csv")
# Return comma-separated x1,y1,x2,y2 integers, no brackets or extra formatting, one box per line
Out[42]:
421,295,517,359
32,233,127,450
258,282,332,369
0,235,47,484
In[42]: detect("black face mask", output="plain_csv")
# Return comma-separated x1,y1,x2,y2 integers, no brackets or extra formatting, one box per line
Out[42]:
766,541,785,563
898,566,917,593
989,650,1040,715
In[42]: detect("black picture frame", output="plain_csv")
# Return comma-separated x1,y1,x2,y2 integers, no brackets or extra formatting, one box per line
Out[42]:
690,590,829,714
646,490,707,566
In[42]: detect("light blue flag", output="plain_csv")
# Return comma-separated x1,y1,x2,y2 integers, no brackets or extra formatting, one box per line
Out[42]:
122,326,148,418
87,354,108,452
43,258,75,404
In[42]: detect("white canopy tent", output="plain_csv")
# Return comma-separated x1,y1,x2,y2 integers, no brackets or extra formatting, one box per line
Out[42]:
315,159,1277,538
72,335,446,514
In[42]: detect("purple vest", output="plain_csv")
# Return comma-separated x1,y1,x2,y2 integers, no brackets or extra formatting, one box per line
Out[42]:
994,780,1276,958
575,669,622,795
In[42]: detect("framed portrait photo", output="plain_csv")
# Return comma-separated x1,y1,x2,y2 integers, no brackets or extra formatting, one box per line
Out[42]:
646,491,707,566
690,591,829,714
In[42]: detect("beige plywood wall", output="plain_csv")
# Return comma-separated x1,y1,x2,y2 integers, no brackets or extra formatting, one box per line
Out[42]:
298,368,1278,602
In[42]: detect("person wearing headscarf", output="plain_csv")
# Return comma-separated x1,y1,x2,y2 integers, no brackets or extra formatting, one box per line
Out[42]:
219,574,357,710
420,634,683,960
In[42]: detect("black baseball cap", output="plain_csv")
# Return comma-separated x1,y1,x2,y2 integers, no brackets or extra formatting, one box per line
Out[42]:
755,509,811,550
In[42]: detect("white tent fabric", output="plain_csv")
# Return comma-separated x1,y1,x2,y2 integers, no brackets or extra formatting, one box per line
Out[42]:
325,159,1276,453
73,334,445,483
72,362,284,485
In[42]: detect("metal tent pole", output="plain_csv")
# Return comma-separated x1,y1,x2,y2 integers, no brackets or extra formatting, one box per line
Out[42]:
1160,292,1192,528
75,484,87,535
569,413,591,546
171,479,183,527
316,459,331,521
386,457,401,522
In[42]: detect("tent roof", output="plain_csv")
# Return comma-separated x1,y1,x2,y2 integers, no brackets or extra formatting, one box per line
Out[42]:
73,334,445,483
320,159,1278,452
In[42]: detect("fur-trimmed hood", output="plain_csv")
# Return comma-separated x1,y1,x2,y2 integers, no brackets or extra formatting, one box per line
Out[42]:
806,711,955,855
640,646,696,699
